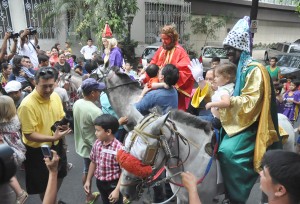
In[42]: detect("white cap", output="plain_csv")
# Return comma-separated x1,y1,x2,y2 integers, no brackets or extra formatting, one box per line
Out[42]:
4,80,22,93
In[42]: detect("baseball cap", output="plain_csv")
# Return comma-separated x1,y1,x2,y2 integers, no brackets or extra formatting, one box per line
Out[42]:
4,81,22,93
81,78,106,91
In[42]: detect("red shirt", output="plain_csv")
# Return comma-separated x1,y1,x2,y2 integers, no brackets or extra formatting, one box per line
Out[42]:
90,138,123,181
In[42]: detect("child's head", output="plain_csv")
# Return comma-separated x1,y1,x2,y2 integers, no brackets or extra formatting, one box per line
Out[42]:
269,57,278,67
74,65,83,76
94,114,120,141
65,41,71,48
211,57,220,69
289,80,300,91
214,63,236,86
0,95,16,123
124,62,132,72
146,64,159,78
160,64,179,86
273,81,283,95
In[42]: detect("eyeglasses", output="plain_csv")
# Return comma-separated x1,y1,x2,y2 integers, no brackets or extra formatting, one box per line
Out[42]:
39,68,54,76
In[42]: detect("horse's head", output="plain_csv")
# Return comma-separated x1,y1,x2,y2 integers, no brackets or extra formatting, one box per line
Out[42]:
119,113,172,201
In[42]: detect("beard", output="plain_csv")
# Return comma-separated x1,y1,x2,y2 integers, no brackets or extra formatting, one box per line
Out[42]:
162,41,176,50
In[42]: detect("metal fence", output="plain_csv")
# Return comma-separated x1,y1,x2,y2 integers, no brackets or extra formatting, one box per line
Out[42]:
0,0,12,39
145,0,191,44
24,0,56,39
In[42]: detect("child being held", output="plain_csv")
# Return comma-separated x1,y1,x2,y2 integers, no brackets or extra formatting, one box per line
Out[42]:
205,63,236,129
138,64,160,100
84,114,123,204
273,81,284,114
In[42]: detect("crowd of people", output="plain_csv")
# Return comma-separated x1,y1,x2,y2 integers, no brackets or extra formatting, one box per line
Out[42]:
0,16,300,204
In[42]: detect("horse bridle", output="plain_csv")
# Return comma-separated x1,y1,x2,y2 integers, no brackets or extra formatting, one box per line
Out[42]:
121,113,191,197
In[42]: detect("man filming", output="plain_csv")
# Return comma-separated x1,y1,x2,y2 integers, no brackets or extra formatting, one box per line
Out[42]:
19,28,39,69
0,32,18,63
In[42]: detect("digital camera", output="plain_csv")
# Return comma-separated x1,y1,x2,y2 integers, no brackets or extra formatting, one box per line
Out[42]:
51,116,71,132
9,32,19,39
27,27,37,35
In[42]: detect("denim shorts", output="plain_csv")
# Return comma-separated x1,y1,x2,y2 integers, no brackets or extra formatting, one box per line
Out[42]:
83,158,91,174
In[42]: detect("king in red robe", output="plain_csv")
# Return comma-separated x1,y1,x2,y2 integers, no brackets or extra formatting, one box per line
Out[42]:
150,25,194,111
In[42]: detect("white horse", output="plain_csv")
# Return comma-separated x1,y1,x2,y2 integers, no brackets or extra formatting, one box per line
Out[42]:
103,69,295,203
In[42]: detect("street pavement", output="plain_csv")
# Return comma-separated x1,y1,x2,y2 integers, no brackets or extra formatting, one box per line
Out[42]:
15,49,296,204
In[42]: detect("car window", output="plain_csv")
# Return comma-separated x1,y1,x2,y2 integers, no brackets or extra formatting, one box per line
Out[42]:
283,45,289,53
277,44,283,51
203,47,227,59
289,45,300,54
277,55,300,68
143,48,158,57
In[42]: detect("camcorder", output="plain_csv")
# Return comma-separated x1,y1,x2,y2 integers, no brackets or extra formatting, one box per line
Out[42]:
51,116,71,132
27,27,37,35
9,32,19,39
0,144,17,184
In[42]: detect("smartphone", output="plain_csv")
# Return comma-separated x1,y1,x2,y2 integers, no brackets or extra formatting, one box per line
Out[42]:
41,145,52,160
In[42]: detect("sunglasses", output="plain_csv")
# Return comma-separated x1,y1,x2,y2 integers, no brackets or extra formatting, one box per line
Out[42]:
39,68,54,76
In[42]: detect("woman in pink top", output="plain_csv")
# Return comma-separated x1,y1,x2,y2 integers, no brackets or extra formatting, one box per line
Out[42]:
49,47,59,67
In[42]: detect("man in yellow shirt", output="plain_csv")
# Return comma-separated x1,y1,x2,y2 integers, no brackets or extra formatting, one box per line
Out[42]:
18,67,71,201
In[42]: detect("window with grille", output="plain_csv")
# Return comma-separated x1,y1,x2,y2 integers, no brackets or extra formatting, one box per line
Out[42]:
23,0,56,39
0,0,13,39
145,1,191,44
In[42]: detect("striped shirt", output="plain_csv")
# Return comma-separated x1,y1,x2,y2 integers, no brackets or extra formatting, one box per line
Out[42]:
90,138,123,181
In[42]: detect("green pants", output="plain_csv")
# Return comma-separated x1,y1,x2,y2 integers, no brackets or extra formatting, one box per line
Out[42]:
218,126,258,203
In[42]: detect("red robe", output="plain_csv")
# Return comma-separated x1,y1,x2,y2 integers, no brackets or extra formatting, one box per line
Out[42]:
150,43,194,111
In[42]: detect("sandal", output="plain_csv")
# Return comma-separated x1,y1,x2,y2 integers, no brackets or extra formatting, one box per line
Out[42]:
86,192,100,204
16,190,28,204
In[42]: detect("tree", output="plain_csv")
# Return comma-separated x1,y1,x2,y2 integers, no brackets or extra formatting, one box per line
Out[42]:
37,0,138,42
191,14,232,46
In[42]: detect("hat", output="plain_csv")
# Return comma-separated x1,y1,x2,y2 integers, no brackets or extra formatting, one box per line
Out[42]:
223,16,251,53
81,78,106,91
4,80,22,93
102,21,113,38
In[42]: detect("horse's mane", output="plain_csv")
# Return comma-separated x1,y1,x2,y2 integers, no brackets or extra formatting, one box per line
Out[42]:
110,66,141,87
169,110,212,134
151,108,212,134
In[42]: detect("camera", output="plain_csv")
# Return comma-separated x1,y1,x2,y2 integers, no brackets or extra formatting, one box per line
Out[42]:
9,32,19,39
0,144,17,184
27,27,37,35
51,116,71,132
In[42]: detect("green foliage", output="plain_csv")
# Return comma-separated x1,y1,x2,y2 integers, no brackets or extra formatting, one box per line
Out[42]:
35,0,139,43
191,14,232,45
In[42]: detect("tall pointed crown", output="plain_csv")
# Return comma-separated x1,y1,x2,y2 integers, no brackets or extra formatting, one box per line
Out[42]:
102,21,113,38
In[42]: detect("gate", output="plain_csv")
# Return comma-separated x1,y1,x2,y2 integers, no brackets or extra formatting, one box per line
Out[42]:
145,0,191,44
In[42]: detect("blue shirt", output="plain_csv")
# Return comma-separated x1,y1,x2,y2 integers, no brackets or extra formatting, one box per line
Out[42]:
135,88,178,115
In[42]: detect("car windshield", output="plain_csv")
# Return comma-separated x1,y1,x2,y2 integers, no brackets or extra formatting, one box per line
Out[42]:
203,47,227,59
289,45,300,53
277,55,300,68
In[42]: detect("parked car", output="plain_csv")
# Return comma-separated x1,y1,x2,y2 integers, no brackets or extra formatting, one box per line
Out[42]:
264,42,300,63
139,42,198,68
276,53,300,79
199,46,229,71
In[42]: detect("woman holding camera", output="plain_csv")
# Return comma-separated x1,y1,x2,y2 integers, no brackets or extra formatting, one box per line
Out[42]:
0,95,28,204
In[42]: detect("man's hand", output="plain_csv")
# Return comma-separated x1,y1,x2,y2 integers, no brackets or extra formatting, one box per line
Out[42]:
4,32,11,39
44,150,59,173
188,59,204,83
23,86,32,93
53,126,71,140
119,116,128,125
108,188,120,204
181,171,198,193
205,102,213,110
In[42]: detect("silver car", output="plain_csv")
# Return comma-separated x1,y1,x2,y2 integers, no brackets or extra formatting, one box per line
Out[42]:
200,46,229,71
